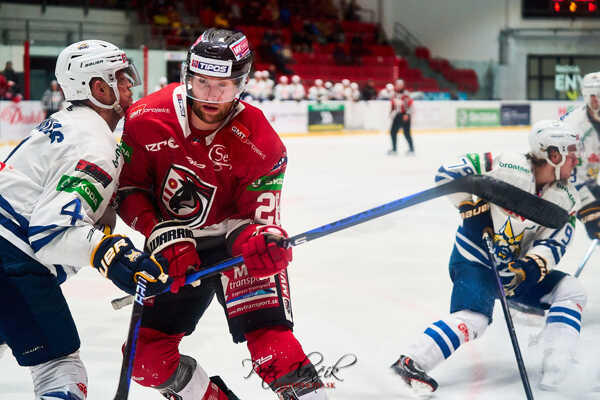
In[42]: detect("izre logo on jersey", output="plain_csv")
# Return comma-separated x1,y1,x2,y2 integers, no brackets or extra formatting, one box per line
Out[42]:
161,165,216,228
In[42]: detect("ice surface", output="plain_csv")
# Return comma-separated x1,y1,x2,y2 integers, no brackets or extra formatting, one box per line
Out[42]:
1,129,600,399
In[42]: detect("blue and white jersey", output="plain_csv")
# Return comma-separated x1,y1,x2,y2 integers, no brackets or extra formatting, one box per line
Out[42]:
0,105,124,281
561,104,600,207
436,152,579,270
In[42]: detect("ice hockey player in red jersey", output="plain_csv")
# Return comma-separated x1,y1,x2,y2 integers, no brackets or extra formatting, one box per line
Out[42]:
117,28,328,400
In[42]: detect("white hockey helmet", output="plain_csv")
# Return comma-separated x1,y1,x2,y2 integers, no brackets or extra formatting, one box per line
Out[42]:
55,40,140,112
582,72,600,120
350,82,358,90
385,83,394,91
291,75,301,84
529,119,580,180
342,78,350,86
314,79,323,86
279,76,288,84
324,81,333,89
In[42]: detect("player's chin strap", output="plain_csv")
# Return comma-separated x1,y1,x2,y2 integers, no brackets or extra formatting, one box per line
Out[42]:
88,71,136,116
546,156,566,181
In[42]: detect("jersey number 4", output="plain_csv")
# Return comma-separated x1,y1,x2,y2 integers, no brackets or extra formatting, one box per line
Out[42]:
61,198,84,225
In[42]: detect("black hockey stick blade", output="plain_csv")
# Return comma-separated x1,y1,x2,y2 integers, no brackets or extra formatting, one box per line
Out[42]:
455,175,568,229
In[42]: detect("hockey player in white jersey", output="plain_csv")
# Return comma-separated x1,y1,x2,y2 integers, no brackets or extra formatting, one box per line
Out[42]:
391,120,586,394
561,72,600,241
0,40,170,399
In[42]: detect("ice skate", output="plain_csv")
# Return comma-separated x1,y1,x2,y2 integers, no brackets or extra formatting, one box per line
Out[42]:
391,355,438,395
539,349,568,391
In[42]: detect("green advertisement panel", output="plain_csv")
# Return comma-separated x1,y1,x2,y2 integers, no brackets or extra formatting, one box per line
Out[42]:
456,108,500,127
308,103,344,131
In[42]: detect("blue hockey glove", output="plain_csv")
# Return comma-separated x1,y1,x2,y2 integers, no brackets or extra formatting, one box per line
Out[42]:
458,199,493,244
497,254,548,297
91,234,171,296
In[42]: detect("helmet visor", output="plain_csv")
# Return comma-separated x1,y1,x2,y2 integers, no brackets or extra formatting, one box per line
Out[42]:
118,62,142,88
183,67,247,104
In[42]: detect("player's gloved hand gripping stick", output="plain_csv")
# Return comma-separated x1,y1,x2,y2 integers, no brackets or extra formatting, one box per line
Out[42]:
113,174,567,399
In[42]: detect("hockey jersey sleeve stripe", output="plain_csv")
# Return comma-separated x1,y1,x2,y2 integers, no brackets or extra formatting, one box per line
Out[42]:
456,230,490,263
28,223,59,237
531,239,563,264
30,227,69,253
3,136,30,163
55,265,67,284
0,215,29,243
0,194,30,229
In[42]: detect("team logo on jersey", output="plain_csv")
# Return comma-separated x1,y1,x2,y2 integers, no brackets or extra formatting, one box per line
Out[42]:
493,218,528,260
35,118,64,144
161,165,216,228
76,159,113,188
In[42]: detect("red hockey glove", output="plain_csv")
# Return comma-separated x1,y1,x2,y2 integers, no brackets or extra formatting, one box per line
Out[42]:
146,221,201,293
241,225,292,279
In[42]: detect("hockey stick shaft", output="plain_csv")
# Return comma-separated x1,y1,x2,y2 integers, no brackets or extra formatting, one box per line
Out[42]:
114,276,147,400
111,174,569,310
483,233,534,400
574,238,599,278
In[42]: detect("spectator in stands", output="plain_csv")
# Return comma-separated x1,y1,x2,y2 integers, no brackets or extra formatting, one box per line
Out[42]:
361,79,377,100
41,80,64,119
308,79,328,101
378,83,395,100
350,82,361,101
389,79,415,156
227,0,242,26
333,44,350,65
320,0,340,19
274,76,292,101
290,75,306,101
2,61,17,84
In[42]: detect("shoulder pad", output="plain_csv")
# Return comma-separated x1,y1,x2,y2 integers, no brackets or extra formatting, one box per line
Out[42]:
540,181,580,214
488,153,534,193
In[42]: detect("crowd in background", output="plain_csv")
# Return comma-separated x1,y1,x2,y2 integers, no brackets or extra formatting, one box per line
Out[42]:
239,70,404,102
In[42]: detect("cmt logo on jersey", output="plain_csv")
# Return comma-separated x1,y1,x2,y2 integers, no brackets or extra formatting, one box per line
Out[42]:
161,164,216,228
35,118,64,144
189,54,232,78
247,172,284,191
229,36,250,61
76,159,113,188
231,124,266,160
129,103,171,119
57,175,103,212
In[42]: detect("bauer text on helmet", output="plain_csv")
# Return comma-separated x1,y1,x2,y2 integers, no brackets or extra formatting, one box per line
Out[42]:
55,40,140,112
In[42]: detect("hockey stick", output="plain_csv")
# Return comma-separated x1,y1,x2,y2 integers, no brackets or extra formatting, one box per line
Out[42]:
110,174,569,310
483,233,534,400
113,174,564,398
574,238,599,278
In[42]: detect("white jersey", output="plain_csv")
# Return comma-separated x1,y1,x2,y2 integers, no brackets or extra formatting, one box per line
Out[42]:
290,83,306,100
561,104,600,206
274,83,292,100
436,152,579,270
0,106,123,280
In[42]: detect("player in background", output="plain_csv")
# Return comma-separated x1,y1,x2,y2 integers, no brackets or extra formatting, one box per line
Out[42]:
290,74,306,101
274,75,292,101
391,120,586,394
0,40,170,399
561,72,600,242
377,83,394,100
116,28,328,400
388,79,414,156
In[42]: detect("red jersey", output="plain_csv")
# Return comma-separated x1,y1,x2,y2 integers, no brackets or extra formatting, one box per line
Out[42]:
117,83,287,247
391,91,413,114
